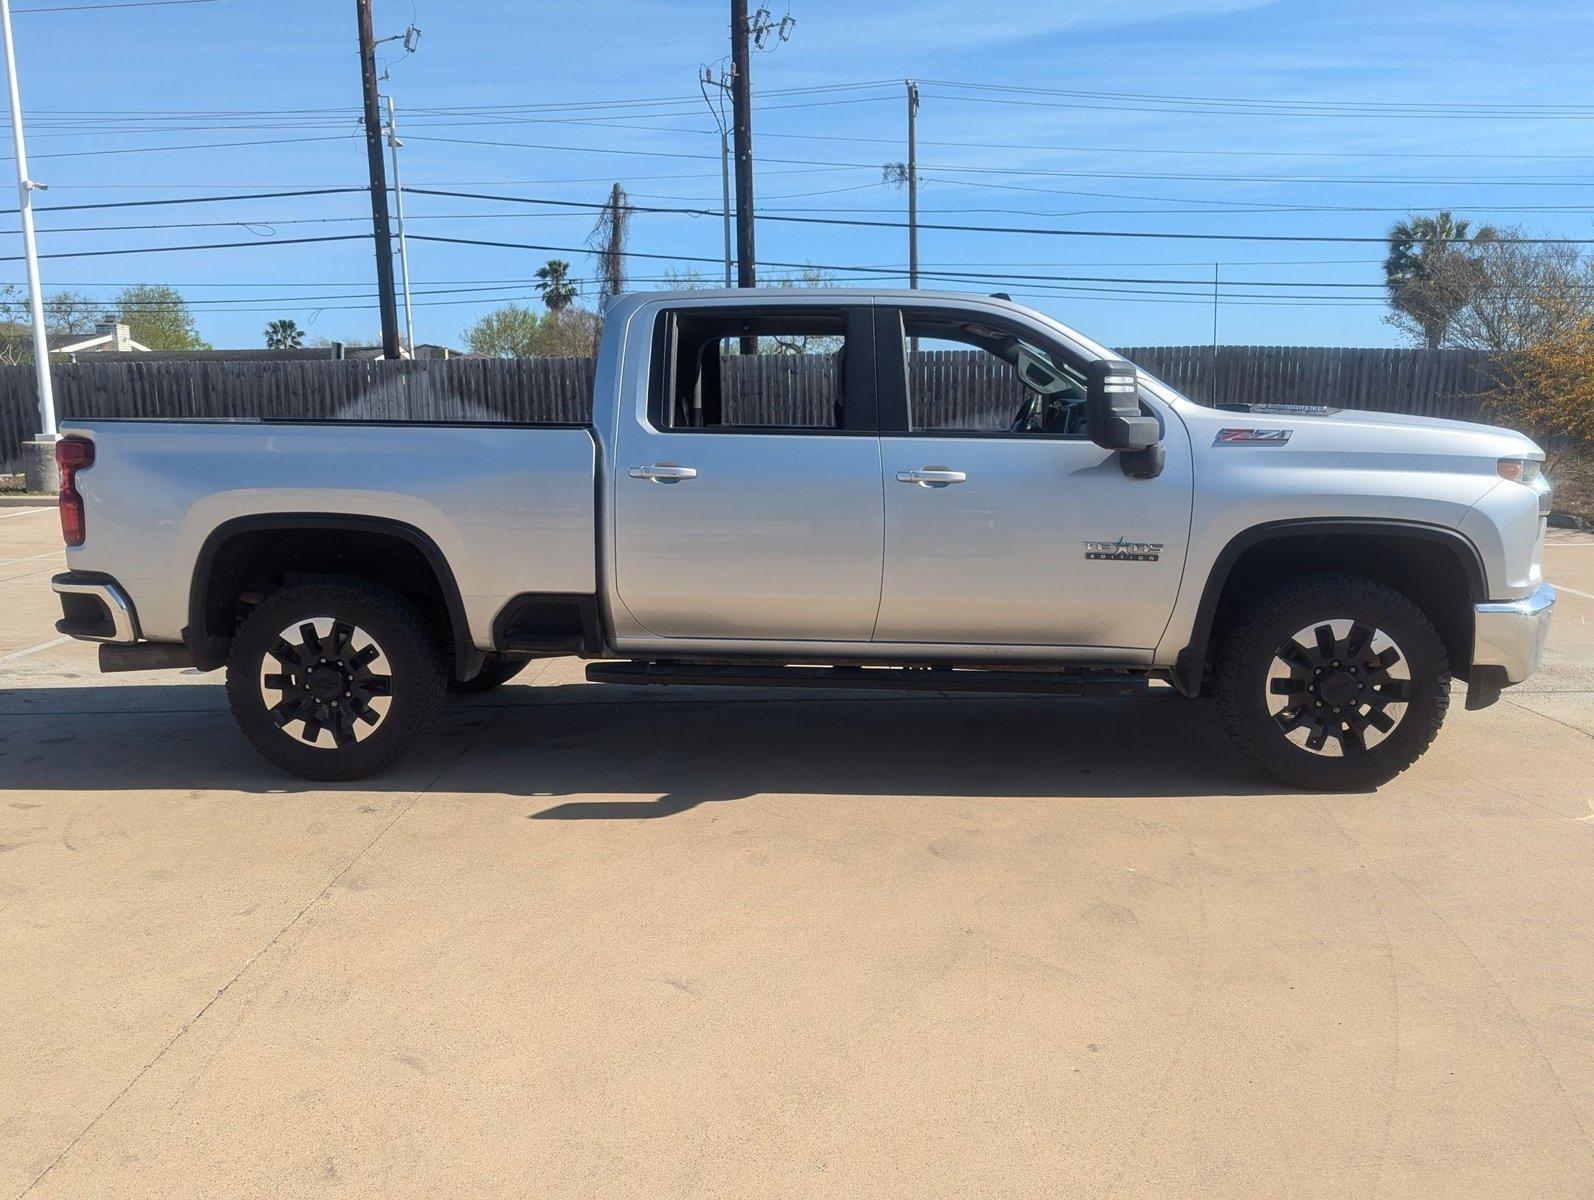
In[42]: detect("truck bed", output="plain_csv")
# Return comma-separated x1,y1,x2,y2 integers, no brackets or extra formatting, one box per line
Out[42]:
60,418,598,649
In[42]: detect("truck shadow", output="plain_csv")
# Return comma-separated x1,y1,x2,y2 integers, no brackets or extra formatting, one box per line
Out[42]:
0,682,1285,808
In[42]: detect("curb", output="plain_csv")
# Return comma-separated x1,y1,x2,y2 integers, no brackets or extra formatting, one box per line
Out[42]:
0,494,57,508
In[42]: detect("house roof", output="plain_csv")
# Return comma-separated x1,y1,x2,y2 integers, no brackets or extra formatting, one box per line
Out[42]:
77,346,347,362
71,343,467,363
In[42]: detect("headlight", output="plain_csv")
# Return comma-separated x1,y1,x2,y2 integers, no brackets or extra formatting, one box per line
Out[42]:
1498,457,1552,516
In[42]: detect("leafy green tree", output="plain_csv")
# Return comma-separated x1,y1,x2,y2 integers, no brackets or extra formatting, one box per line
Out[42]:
44,290,109,336
264,318,305,349
0,286,109,360
1384,212,1496,349
465,303,542,358
114,284,208,351
464,303,598,358
535,260,578,314
0,283,29,364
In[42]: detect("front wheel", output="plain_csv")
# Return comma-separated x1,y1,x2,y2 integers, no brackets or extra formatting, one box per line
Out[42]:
1212,573,1451,790
225,578,446,781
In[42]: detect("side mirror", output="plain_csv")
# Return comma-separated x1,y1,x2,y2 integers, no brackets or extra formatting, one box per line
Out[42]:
1085,359,1159,451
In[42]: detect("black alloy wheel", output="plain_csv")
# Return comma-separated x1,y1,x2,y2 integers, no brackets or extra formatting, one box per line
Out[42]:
226,578,445,780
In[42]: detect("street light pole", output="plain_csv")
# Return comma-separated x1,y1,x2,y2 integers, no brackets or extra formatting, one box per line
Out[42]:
384,94,416,356
0,0,56,461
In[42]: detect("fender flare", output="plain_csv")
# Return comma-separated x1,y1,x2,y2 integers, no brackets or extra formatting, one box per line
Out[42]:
1170,517,1487,696
184,513,482,680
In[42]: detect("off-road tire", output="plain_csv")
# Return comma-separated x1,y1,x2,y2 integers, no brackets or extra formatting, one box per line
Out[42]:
1212,572,1450,791
225,577,446,781
446,654,532,694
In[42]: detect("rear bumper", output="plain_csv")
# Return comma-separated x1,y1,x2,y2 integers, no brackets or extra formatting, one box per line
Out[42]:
51,572,139,643
1473,582,1555,685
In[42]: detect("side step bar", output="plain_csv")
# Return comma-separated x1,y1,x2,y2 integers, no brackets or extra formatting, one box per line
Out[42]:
585,660,1152,696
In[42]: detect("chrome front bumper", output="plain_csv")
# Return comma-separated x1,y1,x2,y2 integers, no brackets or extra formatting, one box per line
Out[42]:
51,573,139,643
1473,581,1555,685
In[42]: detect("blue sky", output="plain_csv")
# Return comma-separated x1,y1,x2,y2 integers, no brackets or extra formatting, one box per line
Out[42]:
5,0,1593,350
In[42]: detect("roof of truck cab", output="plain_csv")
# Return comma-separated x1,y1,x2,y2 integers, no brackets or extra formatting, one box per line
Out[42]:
602,288,1114,365
617,287,1021,305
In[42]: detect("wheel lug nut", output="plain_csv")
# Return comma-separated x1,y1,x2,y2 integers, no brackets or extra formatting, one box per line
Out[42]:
1332,706,1341,713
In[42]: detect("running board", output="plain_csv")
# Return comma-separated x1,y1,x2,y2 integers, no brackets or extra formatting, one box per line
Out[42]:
585,661,1152,696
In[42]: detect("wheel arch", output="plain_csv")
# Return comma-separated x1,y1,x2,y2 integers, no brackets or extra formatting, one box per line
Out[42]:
185,513,483,681
1173,518,1486,696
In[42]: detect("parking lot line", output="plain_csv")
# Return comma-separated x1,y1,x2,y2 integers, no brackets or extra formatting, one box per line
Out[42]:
0,507,49,520
0,635,69,663
1553,582,1594,601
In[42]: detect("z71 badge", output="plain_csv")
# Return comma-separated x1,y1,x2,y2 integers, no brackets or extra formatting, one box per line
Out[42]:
1084,538,1163,562
1215,427,1292,445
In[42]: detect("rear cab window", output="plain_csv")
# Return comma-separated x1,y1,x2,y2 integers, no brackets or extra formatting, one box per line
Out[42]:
648,306,877,434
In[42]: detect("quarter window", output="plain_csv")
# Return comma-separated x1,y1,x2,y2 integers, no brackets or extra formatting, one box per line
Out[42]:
654,310,851,431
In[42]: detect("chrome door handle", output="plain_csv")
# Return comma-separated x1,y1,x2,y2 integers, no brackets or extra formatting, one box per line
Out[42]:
896,467,967,487
629,464,698,483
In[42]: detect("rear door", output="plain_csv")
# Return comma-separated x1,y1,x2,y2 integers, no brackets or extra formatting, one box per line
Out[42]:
873,304,1192,649
611,304,884,641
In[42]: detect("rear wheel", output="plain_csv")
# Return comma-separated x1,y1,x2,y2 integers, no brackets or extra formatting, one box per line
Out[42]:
225,578,445,781
1212,573,1450,790
446,654,532,694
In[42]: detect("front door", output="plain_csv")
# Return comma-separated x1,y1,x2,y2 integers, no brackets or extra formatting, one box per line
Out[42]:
612,304,884,642
872,306,1191,649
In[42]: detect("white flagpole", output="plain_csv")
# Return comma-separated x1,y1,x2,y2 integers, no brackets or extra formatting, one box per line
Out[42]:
0,0,56,441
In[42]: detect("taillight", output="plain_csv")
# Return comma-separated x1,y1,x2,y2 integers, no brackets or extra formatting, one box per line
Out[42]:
55,436,93,546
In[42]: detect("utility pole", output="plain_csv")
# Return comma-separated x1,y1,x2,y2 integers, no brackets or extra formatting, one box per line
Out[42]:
1211,263,1220,350
355,0,401,360
729,0,756,295
384,95,415,355
718,126,733,288
699,66,733,287
0,0,57,492
906,79,919,290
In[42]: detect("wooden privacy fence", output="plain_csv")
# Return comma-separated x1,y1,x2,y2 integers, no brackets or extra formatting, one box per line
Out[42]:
1119,345,1496,421
0,346,1498,470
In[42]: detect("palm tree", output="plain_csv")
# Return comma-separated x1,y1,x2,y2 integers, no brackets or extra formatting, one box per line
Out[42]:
264,318,305,349
1384,211,1496,349
535,260,578,315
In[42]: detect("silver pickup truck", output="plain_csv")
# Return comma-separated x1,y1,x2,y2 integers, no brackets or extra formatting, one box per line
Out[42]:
48,289,1554,789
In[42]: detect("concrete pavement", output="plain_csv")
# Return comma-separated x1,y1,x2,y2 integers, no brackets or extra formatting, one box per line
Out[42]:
3,503,1593,1198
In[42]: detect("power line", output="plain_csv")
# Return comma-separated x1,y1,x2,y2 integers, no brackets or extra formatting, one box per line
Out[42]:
0,185,364,216
403,187,1594,245
381,234,1456,304
397,134,1594,188
0,133,353,162
921,79,1594,114
1,233,366,261
916,80,1594,121
12,0,226,11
